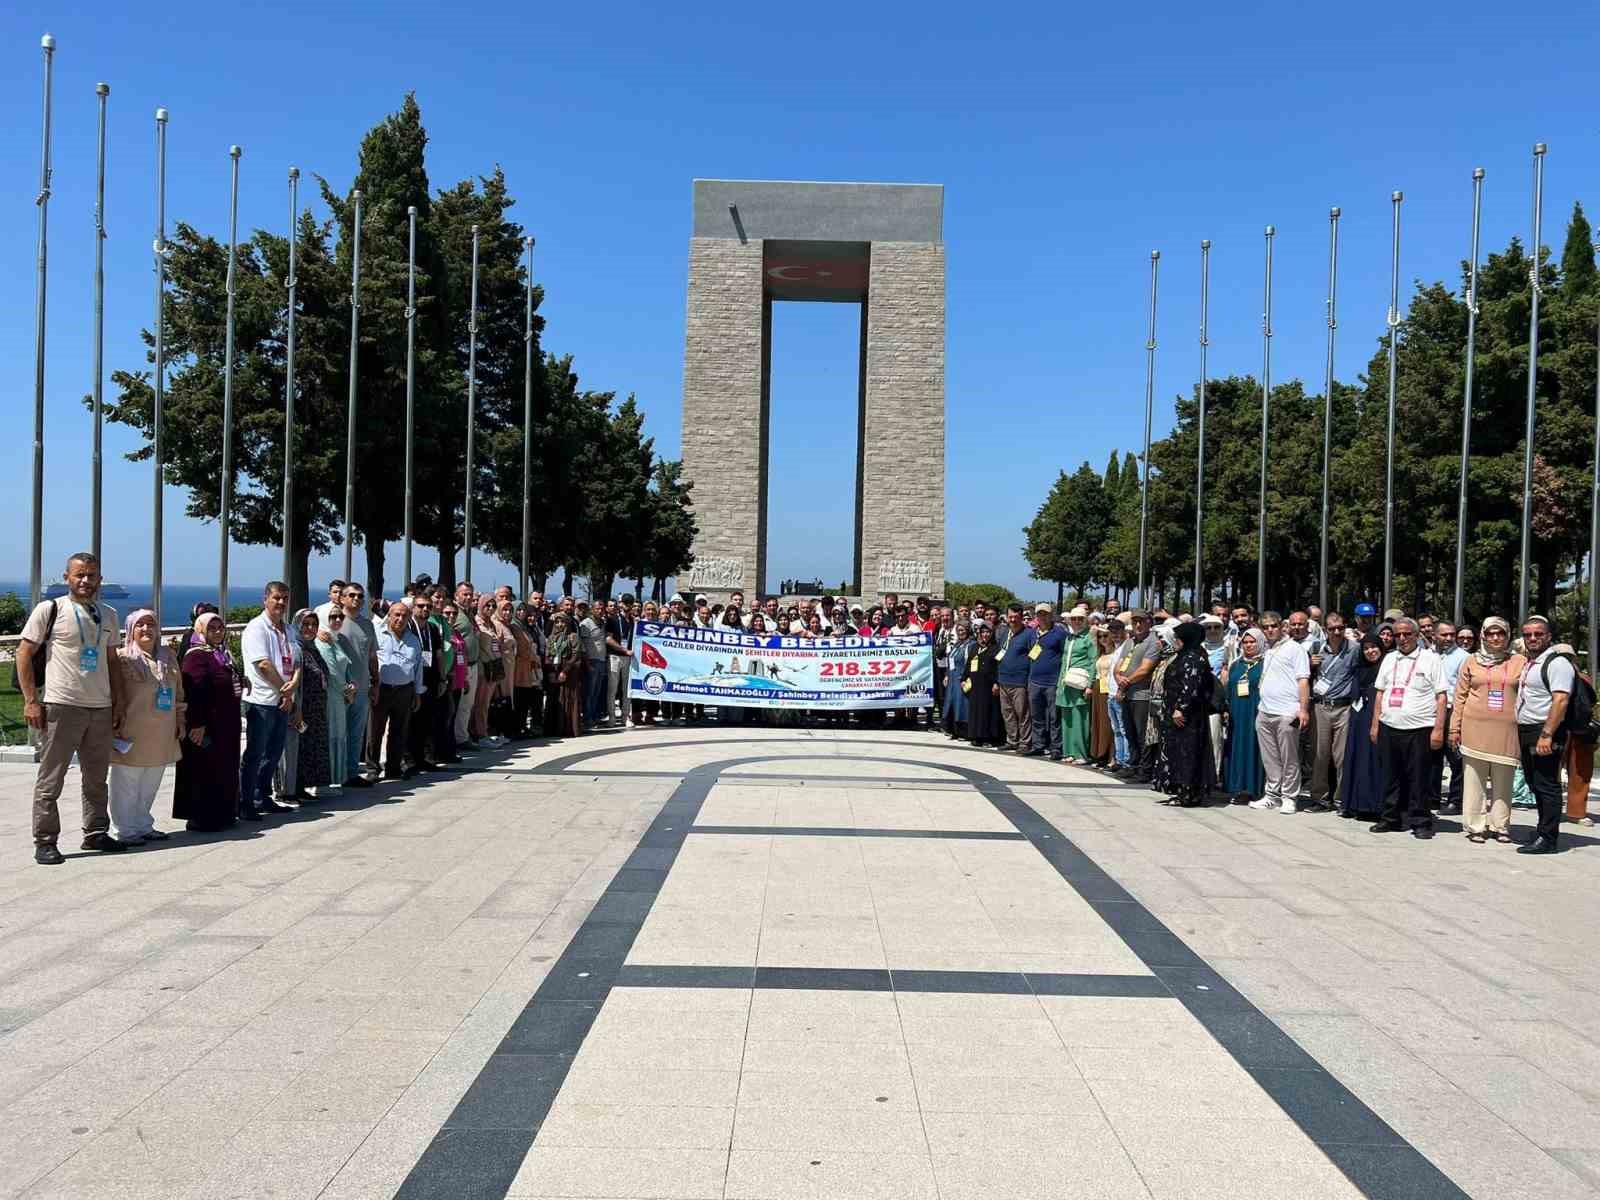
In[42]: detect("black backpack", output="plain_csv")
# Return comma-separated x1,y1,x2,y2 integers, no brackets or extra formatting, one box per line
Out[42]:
1540,652,1599,742
10,600,56,693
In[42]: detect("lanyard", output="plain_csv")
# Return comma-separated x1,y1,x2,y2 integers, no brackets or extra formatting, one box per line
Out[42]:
71,602,99,647
1388,652,1420,694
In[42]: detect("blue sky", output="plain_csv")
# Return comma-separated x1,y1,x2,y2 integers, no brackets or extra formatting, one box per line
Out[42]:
3,1,1598,599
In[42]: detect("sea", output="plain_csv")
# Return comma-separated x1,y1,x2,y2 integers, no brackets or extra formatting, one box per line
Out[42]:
0,581,258,624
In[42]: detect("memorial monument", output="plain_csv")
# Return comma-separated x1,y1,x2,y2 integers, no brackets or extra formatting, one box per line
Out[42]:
679,179,946,602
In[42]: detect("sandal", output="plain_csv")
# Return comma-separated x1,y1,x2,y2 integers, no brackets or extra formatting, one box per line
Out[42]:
1466,831,1486,843
1493,831,1514,844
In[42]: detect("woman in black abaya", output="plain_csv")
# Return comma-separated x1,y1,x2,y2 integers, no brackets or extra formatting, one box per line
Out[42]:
1154,621,1217,807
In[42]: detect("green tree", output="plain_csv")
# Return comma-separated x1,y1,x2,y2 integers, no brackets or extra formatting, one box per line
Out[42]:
943,581,1022,610
1023,462,1110,603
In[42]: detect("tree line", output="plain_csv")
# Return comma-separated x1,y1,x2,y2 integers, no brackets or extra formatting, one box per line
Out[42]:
101,95,696,609
1025,201,1600,627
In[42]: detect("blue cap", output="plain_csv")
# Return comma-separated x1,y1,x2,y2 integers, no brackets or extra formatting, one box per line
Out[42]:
1354,602,1377,616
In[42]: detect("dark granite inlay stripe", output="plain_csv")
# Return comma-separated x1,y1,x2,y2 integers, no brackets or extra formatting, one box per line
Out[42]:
611,963,1168,997
689,824,1026,840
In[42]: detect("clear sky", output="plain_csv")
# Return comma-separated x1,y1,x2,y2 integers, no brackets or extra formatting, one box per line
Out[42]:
3,1,1598,600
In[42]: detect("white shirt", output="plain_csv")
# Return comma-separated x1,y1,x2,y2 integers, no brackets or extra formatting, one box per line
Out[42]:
1375,646,1446,730
241,612,301,707
1259,636,1310,717
1516,648,1574,725
1436,645,1469,700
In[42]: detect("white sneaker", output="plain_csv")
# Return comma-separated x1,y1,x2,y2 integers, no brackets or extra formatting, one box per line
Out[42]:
1280,799,1298,815
1248,797,1279,811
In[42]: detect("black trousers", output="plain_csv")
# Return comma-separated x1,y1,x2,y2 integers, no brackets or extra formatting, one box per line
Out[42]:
408,686,438,765
1518,722,1566,844
1125,697,1152,775
371,684,414,776
1428,707,1464,807
1378,724,1433,828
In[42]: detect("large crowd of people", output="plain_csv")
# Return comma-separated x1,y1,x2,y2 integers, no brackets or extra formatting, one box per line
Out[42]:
15,551,1594,865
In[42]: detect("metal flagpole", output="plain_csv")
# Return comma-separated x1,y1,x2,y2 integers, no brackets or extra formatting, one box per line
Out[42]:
1257,226,1275,610
218,146,241,616
1137,250,1159,605
520,235,536,600
1319,208,1340,614
282,167,300,591
1383,192,1403,615
1194,240,1210,608
342,190,363,583
151,109,170,629
30,34,55,612
1518,144,1547,620
403,205,417,586
1588,235,1600,674
92,80,108,565
464,225,481,584
1454,169,1486,625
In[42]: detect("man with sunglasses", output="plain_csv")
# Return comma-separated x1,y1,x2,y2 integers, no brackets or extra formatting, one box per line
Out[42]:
1369,617,1448,839
1514,616,1572,854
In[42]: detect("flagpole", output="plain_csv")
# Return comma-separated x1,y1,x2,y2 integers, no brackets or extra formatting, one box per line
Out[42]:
91,80,108,566
1517,144,1547,620
218,145,241,616
1319,208,1340,614
1137,250,1159,604
1454,169,1485,625
342,189,363,583
403,204,417,585
30,33,55,611
151,109,170,629
1383,192,1403,615
1257,226,1274,610
282,167,299,593
1193,240,1209,608
1588,234,1600,674
520,235,536,600
464,224,480,584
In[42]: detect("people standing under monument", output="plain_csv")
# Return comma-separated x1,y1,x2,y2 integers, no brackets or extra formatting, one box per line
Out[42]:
995,605,1035,752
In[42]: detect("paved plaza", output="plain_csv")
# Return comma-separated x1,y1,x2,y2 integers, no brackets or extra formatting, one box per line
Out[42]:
1,725,1598,1199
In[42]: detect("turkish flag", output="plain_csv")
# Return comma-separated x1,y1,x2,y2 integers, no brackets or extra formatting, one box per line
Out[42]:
764,258,868,291
640,642,668,669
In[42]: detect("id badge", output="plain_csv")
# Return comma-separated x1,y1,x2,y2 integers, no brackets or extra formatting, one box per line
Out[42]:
1312,677,1330,697
1388,687,1406,708
79,645,99,673
155,685,174,712
1486,687,1505,712
421,650,433,668
1236,679,1250,698
961,679,971,694
1028,644,1042,661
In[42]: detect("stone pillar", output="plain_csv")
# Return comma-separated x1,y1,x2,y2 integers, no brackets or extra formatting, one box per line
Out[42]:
858,241,946,601
679,236,766,601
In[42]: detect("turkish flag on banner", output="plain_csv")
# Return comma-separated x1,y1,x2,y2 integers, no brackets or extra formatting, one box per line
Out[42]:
763,258,868,291
640,642,669,670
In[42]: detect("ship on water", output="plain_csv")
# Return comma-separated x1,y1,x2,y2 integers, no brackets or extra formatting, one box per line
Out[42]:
43,582,130,599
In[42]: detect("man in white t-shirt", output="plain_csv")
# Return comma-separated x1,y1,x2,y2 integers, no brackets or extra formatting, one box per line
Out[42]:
1251,611,1311,813
1369,616,1447,838
16,552,127,863
1513,616,1573,854
238,581,301,820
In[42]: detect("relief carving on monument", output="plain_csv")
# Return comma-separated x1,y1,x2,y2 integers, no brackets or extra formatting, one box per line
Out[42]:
877,558,932,595
687,556,745,590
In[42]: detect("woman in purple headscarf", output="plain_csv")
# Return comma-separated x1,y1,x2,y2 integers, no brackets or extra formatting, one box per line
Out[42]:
174,611,242,832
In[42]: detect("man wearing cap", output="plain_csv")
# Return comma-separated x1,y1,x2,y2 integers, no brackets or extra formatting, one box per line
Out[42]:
1023,604,1066,759
995,604,1036,752
1114,610,1160,781
1353,602,1378,642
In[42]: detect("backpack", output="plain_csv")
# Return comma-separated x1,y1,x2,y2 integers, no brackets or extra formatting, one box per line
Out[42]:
1540,652,1599,742
11,600,57,693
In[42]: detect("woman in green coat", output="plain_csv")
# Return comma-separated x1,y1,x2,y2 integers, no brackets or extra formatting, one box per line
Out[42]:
1056,608,1097,763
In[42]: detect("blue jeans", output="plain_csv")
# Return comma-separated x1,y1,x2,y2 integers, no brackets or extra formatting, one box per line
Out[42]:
1108,696,1130,766
1028,682,1061,756
241,704,288,814
346,688,371,778
584,659,609,725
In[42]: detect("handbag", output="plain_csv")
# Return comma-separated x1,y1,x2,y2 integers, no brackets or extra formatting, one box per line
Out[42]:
1062,666,1092,691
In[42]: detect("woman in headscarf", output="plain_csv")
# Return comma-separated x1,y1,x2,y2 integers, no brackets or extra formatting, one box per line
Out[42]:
315,606,356,795
1102,618,1131,771
1086,625,1117,767
1223,628,1267,804
1143,622,1179,765
508,601,538,740
941,620,972,739
291,608,333,797
1338,632,1388,819
475,595,507,743
962,622,1005,747
1449,616,1526,843
110,608,185,843
1201,616,1229,778
1376,622,1396,654
1056,607,1097,764
1153,621,1217,807
547,613,585,737
174,611,240,832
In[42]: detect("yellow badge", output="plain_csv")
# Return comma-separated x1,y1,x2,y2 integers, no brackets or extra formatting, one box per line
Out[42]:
1029,644,1042,660
1236,679,1250,697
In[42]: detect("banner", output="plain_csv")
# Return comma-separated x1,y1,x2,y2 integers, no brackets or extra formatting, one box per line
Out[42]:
628,621,933,711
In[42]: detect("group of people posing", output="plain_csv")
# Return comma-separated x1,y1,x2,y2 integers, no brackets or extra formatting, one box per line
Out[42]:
932,597,1591,854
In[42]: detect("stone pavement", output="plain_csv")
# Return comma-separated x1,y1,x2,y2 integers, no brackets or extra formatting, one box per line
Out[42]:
1,724,1598,1199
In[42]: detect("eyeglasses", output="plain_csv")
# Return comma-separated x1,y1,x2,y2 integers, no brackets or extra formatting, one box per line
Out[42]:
1484,630,1506,638
329,613,345,622
1261,621,1282,630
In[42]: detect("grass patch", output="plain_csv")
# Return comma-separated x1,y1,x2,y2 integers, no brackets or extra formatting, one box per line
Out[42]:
0,662,25,746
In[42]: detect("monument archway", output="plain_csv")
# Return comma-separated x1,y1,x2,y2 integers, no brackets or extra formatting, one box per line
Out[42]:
679,179,945,600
